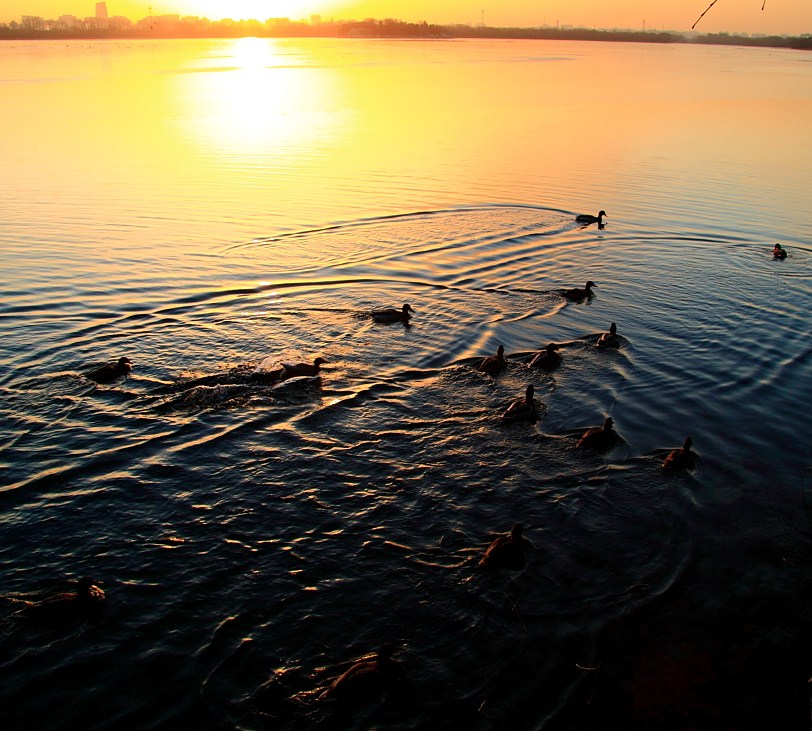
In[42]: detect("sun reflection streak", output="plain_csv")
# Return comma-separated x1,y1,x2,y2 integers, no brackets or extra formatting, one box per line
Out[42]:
174,37,346,157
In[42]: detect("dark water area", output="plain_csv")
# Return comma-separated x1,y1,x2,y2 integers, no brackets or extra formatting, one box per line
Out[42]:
1,39,812,730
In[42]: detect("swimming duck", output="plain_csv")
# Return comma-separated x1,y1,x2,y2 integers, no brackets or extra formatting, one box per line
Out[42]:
529,343,561,370
502,384,539,424
478,344,506,376
576,210,607,225
562,281,596,301
577,417,616,450
86,356,132,384
277,357,327,382
371,304,414,323
662,437,695,472
319,643,403,701
479,523,531,570
18,576,106,624
773,243,787,259
597,322,620,349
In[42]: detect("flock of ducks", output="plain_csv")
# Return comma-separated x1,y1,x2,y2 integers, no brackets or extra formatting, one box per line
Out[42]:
51,208,724,704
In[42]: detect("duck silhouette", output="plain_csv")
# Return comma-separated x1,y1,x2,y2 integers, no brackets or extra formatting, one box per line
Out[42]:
478,345,506,376
597,323,620,349
371,304,414,323
277,357,327,382
319,644,403,701
562,281,596,301
86,357,132,384
17,576,106,624
773,243,787,260
576,210,607,225
662,437,695,472
502,384,539,424
479,523,531,569
577,417,616,450
529,343,561,370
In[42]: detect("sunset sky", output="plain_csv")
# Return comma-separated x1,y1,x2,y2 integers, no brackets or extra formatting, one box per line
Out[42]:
4,0,812,34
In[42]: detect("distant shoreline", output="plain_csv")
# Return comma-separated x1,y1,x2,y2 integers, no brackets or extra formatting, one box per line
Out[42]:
1,19,810,51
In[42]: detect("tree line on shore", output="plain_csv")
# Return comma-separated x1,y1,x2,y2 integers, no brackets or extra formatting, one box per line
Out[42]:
1,16,810,51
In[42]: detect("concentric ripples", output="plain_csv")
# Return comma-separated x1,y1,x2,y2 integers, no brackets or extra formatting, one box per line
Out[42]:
2,202,811,729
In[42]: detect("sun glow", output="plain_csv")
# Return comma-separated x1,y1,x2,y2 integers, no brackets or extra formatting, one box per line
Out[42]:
174,37,347,156
175,1,335,21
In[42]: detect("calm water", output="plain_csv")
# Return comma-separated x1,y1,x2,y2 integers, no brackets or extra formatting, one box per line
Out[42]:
1,37,811,730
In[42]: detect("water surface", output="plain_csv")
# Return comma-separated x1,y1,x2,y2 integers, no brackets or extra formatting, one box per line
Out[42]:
1,38,811,730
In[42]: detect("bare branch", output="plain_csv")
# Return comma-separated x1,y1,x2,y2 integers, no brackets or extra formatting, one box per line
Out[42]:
692,0,722,30
693,1,767,30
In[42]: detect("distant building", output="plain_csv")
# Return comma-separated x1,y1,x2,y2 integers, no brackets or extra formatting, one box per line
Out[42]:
21,15,45,29
57,14,80,27
311,14,321,26
96,2,108,20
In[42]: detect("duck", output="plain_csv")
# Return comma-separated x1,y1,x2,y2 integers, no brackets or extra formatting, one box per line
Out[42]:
773,243,787,259
576,210,607,225
277,357,327,382
597,322,620,349
17,576,106,624
529,343,561,370
319,643,403,701
371,303,414,323
577,417,616,450
86,356,132,384
662,437,695,472
502,384,539,424
478,344,506,376
479,523,531,570
562,281,596,301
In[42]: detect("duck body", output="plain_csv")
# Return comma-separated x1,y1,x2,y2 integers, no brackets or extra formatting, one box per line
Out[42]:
18,577,106,624
277,357,327,382
480,523,530,570
597,323,620,349
478,345,506,376
773,243,787,259
577,417,616,450
562,281,596,301
529,343,561,370
502,384,539,424
371,303,414,323
320,644,403,701
87,357,132,384
576,210,607,224
662,437,695,472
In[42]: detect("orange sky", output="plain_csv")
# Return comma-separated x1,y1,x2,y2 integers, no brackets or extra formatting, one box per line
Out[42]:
4,0,812,34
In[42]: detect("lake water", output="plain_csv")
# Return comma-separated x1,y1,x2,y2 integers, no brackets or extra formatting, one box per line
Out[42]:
1,37,811,730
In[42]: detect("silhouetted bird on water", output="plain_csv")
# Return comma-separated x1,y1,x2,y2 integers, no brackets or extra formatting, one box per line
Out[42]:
773,243,787,259
478,344,506,376
562,281,596,301
479,523,531,570
319,644,403,701
16,576,106,624
277,357,327,382
529,343,561,370
502,384,539,424
576,210,607,225
577,417,617,450
371,303,414,323
597,322,620,349
662,436,695,472
86,356,132,384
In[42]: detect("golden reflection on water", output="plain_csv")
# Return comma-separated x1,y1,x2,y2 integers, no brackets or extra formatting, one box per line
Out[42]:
174,37,348,158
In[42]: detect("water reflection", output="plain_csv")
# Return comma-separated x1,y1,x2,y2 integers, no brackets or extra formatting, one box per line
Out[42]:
175,37,348,157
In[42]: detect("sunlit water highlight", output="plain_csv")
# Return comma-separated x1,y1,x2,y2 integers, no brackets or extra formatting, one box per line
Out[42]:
1,38,811,730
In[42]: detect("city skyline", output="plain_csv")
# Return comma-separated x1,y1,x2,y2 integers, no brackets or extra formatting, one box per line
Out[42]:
4,0,812,35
